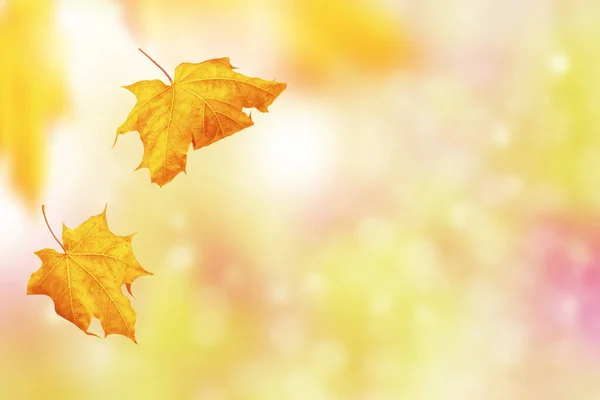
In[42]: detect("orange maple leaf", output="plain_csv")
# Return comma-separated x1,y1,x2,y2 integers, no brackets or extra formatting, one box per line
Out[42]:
27,205,152,343
115,48,286,186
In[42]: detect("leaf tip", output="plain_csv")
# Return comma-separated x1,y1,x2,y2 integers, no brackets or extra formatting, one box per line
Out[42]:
85,330,102,340
99,204,109,223
126,283,135,298
126,328,139,344
224,57,237,69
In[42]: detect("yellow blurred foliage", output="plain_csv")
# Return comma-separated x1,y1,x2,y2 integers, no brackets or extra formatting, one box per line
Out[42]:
0,0,66,204
119,0,414,87
282,0,414,85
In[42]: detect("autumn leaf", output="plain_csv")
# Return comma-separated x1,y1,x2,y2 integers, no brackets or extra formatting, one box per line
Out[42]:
115,48,286,186
27,205,152,343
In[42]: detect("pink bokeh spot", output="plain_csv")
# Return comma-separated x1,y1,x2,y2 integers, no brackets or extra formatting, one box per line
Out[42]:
529,215,600,348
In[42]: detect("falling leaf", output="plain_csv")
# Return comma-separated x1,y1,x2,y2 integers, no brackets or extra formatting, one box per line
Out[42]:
27,205,152,342
115,49,286,186
0,0,67,204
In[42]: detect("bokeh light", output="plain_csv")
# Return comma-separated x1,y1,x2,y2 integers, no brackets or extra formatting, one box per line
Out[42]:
3,0,600,399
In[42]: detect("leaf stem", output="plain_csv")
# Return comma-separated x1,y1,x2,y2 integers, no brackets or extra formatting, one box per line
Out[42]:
138,48,173,84
42,205,66,253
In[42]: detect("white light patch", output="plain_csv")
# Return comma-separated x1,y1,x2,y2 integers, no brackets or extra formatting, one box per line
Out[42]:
56,0,127,58
304,273,325,293
169,213,189,231
44,302,61,325
550,52,569,74
268,282,290,304
84,338,114,369
492,125,511,148
55,0,138,100
557,295,579,327
0,180,26,267
254,102,336,193
167,244,196,271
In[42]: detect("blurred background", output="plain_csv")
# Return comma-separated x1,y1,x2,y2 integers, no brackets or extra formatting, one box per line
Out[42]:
2,0,600,398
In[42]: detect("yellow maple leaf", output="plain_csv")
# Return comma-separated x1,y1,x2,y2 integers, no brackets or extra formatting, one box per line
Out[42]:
27,205,152,343
115,49,286,186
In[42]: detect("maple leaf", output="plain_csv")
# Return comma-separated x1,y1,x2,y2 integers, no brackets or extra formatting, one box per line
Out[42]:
115,48,286,186
27,205,152,343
